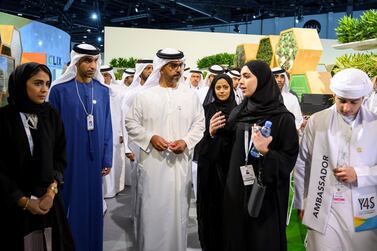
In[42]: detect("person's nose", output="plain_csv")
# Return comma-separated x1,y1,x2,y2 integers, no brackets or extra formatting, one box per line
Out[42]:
342,103,352,113
41,84,49,93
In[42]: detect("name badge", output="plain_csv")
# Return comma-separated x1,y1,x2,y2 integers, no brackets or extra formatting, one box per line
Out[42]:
87,114,94,131
240,165,255,186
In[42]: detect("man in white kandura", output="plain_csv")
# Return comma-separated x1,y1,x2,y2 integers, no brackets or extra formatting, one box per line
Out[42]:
227,69,243,105
125,48,205,251
272,67,303,129
119,68,135,89
100,65,126,199
294,68,377,251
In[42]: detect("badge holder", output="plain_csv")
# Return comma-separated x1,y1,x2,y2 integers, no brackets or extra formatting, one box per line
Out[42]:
87,114,94,131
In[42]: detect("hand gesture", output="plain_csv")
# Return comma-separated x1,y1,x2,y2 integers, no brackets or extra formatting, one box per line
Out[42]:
334,167,357,184
209,111,226,137
168,140,187,154
150,135,169,151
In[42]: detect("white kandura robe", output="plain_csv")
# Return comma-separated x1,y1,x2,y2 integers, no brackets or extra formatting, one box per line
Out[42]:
365,90,377,114
281,88,303,130
125,84,205,251
234,87,243,105
294,105,377,250
103,84,126,198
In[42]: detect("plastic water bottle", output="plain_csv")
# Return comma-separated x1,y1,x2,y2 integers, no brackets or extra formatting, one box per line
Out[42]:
250,120,272,158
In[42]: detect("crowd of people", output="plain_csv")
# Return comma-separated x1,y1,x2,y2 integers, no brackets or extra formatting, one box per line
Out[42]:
1,42,377,251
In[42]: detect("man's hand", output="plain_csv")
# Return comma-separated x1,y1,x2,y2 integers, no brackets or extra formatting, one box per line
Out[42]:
126,152,135,161
297,209,304,221
150,135,169,151
334,167,357,184
209,111,226,137
102,167,111,176
168,140,187,154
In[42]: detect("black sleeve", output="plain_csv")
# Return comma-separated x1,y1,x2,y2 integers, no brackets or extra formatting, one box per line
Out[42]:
0,110,25,204
52,109,67,185
261,114,299,187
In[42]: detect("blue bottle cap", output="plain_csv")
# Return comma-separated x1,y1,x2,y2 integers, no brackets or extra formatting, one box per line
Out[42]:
264,121,272,128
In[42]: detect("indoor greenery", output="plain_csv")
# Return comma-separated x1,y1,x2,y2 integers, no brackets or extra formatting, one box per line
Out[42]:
276,31,298,71
332,52,377,78
256,37,273,65
197,53,235,69
336,10,377,43
109,57,138,68
234,45,246,68
109,57,138,80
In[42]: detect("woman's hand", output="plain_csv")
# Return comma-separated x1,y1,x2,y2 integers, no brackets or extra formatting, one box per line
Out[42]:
251,125,272,156
39,192,54,211
209,111,226,137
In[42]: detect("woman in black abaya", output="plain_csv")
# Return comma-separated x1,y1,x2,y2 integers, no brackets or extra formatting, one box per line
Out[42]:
197,74,237,251
0,63,74,250
219,61,299,251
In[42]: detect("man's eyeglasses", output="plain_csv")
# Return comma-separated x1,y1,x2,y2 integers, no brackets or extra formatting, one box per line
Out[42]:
167,62,184,70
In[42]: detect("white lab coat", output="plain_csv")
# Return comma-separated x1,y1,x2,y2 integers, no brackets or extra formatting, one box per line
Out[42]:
125,84,205,251
295,105,377,250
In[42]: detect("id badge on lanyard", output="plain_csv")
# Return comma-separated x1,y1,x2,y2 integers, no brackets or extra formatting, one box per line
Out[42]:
240,129,256,186
87,114,94,131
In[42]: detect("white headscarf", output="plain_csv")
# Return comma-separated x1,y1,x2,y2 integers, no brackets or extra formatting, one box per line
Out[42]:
124,48,185,106
50,43,104,88
184,69,204,89
203,65,224,87
127,59,153,90
119,68,135,86
330,68,373,99
227,69,241,80
100,65,118,86
271,67,290,93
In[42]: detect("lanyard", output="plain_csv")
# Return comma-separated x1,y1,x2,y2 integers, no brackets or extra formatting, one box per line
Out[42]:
75,79,94,116
244,129,253,165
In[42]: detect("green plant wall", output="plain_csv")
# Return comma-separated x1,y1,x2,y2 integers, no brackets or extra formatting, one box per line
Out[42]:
336,10,377,43
197,53,235,69
332,52,377,78
256,38,273,65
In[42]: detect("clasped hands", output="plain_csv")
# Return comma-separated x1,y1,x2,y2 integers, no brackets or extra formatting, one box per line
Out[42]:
19,184,57,215
150,135,187,154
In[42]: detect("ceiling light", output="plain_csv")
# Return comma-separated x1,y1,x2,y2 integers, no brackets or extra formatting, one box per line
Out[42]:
87,29,91,32
83,35,87,38
17,13,23,16
91,13,98,20
97,37,102,42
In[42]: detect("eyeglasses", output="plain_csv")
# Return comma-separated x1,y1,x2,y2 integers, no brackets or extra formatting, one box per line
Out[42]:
167,62,184,70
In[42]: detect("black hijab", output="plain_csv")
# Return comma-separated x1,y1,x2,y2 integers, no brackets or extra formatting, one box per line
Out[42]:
8,62,56,185
203,74,237,116
8,62,52,115
228,60,290,124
